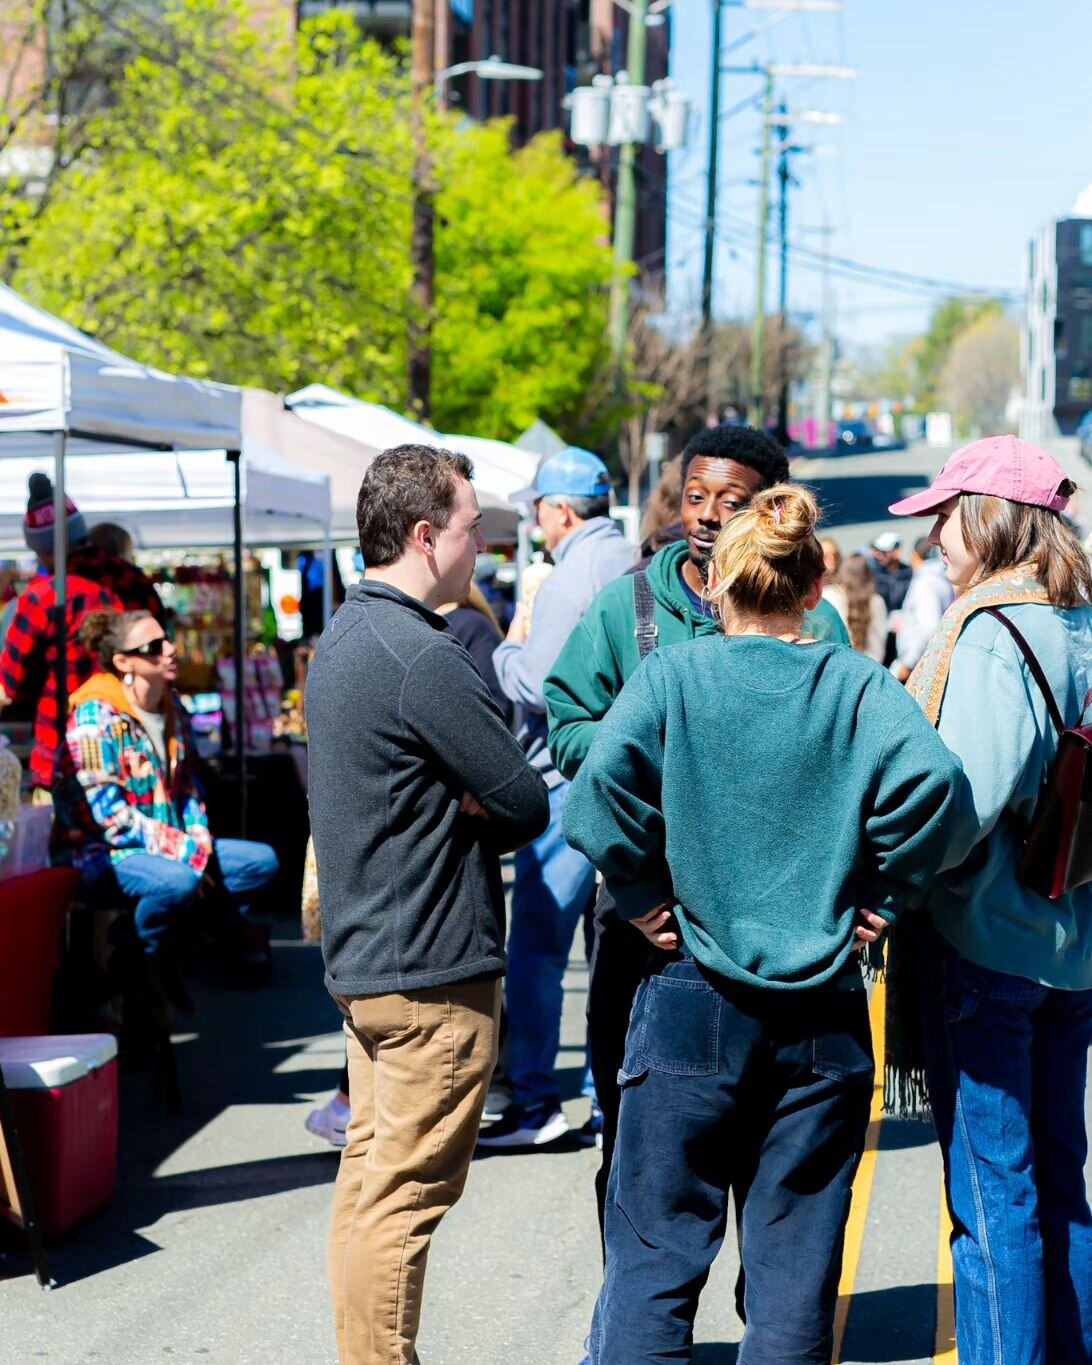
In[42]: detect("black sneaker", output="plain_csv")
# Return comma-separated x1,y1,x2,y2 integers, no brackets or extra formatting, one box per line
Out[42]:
476,1101,571,1149
578,1105,604,1150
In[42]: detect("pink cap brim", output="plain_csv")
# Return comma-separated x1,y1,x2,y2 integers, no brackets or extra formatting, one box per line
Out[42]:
887,483,959,517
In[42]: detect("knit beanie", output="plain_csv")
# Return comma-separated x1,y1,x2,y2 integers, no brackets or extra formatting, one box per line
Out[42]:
24,472,89,557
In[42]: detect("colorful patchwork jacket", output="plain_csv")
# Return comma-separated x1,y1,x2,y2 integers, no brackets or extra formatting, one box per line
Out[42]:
53,672,211,882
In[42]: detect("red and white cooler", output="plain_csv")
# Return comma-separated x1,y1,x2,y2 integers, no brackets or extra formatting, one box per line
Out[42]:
0,1034,119,1238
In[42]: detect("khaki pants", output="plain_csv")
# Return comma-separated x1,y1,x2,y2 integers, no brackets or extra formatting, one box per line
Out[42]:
329,977,500,1365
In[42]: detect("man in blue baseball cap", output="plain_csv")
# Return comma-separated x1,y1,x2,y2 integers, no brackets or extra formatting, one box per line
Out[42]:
480,446,635,1151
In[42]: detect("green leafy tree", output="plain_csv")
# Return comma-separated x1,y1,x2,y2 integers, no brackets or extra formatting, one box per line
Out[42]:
431,125,614,441
12,0,616,440
914,295,1004,412
939,313,1020,436
16,4,414,401
1,0,135,282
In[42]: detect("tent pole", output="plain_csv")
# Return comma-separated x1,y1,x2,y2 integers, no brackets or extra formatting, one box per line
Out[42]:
321,525,334,627
52,429,68,774
228,450,247,836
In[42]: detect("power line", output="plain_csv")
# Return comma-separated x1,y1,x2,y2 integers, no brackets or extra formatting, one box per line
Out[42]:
666,187,1021,300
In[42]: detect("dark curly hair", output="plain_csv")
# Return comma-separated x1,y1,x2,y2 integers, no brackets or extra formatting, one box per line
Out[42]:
681,424,790,490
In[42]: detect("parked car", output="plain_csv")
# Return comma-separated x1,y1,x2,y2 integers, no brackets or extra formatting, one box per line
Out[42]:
1077,411,1092,465
836,420,875,451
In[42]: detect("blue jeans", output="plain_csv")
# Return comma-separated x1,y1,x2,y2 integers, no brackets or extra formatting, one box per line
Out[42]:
921,925,1092,1365
591,954,873,1364
112,839,279,952
506,780,597,1110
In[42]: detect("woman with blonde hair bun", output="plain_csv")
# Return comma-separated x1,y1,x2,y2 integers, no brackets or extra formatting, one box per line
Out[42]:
564,483,961,1364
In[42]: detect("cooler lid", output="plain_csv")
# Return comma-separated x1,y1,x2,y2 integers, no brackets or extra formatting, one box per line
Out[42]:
0,1033,118,1090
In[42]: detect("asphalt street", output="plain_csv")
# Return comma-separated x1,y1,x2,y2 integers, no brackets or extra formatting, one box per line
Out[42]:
1,436,1090,1364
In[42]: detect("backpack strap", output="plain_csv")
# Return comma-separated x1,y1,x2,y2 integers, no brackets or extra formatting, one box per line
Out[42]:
984,607,1065,736
632,570,659,661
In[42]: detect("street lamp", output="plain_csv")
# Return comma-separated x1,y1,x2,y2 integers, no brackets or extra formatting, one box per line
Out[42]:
434,54,544,101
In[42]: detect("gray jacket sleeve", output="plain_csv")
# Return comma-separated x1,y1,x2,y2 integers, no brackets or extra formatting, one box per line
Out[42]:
493,574,586,714
402,638,550,852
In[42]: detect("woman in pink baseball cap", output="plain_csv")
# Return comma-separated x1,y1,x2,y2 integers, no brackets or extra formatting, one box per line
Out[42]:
887,434,1092,1361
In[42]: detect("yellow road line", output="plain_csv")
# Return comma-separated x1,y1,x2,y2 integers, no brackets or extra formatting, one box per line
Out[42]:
832,980,887,1364
934,1181,957,1361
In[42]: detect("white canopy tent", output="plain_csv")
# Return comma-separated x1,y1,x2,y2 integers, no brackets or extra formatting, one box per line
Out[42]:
0,446,332,554
285,383,536,537
0,287,333,810
0,283,243,457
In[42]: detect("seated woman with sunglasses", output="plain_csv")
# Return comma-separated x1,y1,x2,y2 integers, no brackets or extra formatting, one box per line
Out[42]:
54,610,278,996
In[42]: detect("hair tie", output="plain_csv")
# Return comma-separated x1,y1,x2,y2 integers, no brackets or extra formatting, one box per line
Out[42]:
774,501,783,525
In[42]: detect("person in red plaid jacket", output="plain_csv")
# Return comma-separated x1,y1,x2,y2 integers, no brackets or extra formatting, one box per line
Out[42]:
0,474,164,794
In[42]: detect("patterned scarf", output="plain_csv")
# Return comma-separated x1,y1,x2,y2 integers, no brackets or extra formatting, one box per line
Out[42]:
881,567,1051,1117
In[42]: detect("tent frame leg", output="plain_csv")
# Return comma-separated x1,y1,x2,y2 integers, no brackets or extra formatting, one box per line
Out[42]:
51,430,69,774
227,451,247,837
0,1064,54,1289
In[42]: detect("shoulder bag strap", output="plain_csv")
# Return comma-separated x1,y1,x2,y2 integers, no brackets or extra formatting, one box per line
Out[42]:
984,606,1065,736
632,570,659,661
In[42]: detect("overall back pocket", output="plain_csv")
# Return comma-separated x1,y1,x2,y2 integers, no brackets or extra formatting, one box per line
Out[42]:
622,962,722,1079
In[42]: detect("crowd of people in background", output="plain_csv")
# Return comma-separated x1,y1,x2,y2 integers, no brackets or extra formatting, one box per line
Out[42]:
3,420,1089,1365
304,427,1092,1365
0,474,279,1043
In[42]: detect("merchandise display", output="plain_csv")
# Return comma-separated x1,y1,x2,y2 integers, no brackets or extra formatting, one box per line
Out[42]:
149,556,264,694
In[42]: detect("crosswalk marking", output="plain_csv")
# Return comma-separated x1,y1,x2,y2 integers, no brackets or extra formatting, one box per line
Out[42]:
832,981,887,1364
935,1185,957,1361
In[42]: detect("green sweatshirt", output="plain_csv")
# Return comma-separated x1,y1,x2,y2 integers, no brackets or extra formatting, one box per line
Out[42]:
544,539,848,781
563,635,961,990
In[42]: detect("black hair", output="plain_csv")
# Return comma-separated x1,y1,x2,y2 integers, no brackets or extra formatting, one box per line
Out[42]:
680,424,790,490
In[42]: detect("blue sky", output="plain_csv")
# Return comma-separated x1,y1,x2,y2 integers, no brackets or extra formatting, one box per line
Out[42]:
666,0,1092,350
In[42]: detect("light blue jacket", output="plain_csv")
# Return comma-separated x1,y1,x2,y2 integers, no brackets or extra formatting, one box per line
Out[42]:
933,601,1092,990
494,517,635,784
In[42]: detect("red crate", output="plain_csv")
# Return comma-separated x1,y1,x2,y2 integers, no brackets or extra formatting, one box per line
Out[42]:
0,1034,118,1238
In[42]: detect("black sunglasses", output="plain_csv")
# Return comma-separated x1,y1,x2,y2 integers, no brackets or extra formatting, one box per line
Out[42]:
123,637,170,658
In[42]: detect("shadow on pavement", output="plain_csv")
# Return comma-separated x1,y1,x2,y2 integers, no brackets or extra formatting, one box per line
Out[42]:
837,1281,938,1361
0,930,342,1288
879,1117,938,1151
693,1344,740,1363
797,473,931,530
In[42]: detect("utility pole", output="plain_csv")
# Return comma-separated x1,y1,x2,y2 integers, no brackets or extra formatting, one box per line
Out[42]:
747,66,774,429
701,0,722,331
701,0,723,419
434,2,451,109
409,0,436,421
608,0,649,370
811,222,835,448
775,102,791,445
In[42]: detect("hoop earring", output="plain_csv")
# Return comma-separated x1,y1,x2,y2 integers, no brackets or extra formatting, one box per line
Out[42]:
123,672,134,687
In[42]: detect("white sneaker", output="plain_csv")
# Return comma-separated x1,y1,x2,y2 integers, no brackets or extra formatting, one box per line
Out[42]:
305,1096,349,1149
483,1084,512,1124
476,1102,571,1149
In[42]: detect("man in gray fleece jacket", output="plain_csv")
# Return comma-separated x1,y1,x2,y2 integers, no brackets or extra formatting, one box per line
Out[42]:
306,444,549,1365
